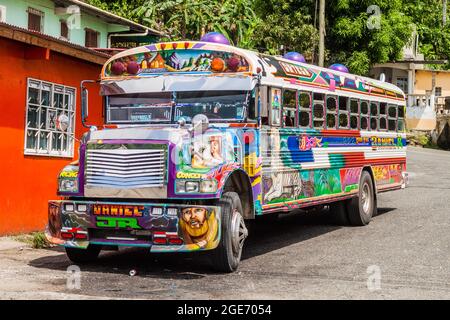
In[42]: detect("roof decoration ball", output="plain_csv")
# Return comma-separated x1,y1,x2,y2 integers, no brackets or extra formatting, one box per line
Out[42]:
283,52,306,63
127,61,140,75
111,61,126,75
211,57,226,72
329,63,349,73
200,32,231,45
226,56,240,72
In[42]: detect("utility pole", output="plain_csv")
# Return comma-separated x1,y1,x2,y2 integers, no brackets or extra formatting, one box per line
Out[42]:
444,0,448,26
318,0,325,67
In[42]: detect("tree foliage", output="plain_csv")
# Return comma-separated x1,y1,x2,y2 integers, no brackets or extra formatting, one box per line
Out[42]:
327,0,413,74
85,0,450,75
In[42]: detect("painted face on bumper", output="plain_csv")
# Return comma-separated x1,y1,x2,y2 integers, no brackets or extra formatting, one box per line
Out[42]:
46,201,221,252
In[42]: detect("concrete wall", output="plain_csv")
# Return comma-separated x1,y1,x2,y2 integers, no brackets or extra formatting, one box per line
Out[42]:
415,69,450,96
0,36,105,235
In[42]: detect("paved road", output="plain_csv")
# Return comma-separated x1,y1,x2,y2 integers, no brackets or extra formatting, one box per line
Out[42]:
0,146,449,299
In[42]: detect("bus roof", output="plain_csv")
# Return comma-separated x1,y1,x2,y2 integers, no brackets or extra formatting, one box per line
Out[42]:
101,41,405,102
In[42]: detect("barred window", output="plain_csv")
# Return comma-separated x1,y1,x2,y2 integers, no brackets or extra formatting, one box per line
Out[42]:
379,102,387,131
282,90,297,127
350,99,359,129
338,96,349,129
298,92,311,128
25,79,76,157
326,96,337,129
370,102,378,131
388,104,397,131
360,101,369,130
313,93,325,129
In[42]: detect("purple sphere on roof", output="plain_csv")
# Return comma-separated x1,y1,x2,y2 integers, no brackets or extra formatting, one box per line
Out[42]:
200,32,230,45
329,63,349,73
283,52,306,63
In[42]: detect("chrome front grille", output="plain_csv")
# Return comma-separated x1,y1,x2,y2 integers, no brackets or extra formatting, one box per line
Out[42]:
84,144,167,198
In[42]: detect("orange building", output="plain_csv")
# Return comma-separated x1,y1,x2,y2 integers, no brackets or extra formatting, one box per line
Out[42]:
0,23,108,235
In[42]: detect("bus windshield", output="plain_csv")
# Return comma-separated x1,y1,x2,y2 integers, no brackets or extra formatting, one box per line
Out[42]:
107,90,249,124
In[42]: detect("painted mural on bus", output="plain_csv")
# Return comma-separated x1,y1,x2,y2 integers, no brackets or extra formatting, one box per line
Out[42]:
46,34,407,272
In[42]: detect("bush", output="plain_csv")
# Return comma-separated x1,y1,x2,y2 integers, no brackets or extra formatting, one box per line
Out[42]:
31,232,51,249
418,134,430,146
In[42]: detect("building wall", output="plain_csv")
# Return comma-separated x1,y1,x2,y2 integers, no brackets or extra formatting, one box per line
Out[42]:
0,0,128,48
0,36,104,235
415,70,450,97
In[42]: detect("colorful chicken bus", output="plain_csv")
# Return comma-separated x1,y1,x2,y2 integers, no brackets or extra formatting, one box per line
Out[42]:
46,37,407,272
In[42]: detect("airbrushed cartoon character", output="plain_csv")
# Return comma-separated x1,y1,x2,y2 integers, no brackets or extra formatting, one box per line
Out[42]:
191,135,224,168
179,207,218,249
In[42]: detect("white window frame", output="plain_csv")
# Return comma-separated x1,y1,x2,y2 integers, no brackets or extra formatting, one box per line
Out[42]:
27,7,44,32
60,19,70,41
24,78,76,158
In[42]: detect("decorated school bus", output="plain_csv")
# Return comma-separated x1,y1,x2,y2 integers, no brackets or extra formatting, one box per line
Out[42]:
46,33,407,272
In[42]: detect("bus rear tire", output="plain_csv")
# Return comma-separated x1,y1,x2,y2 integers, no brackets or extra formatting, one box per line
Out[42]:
211,192,248,273
346,171,376,226
65,245,101,263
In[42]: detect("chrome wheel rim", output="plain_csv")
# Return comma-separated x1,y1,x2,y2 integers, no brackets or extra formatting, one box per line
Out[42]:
230,209,248,256
361,183,371,214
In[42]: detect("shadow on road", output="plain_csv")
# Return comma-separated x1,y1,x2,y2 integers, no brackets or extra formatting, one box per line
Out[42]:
28,207,397,277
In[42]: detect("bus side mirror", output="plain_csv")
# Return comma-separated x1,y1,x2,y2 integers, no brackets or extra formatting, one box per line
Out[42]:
80,80,96,128
190,114,209,135
81,87,89,122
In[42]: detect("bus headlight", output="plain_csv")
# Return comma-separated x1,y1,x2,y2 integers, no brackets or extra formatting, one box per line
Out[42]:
176,180,217,194
59,179,79,193
200,180,217,193
185,181,200,193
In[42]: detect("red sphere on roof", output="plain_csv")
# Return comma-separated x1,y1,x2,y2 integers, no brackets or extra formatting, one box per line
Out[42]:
127,61,140,75
111,61,126,75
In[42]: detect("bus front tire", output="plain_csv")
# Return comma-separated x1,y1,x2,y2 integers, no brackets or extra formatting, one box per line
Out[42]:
346,171,376,226
65,245,101,263
211,192,248,273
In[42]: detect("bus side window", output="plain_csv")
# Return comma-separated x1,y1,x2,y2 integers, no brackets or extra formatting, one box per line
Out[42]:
326,96,337,129
388,104,397,131
283,89,297,128
350,99,359,129
313,92,325,129
270,87,282,126
248,88,257,121
397,105,405,132
370,102,378,131
360,101,369,130
298,92,311,128
259,86,269,125
338,96,349,129
379,102,387,130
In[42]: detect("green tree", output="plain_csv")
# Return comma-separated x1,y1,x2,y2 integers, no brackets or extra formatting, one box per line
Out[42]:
252,0,318,56
85,0,418,75
326,0,413,74
129,0,259,47
404,0,450,69
85,0,148,23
